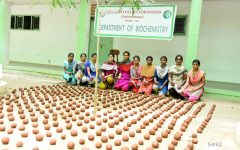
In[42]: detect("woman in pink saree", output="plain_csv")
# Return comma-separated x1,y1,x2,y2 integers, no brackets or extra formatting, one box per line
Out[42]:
115,51,133,91
181,59,206,102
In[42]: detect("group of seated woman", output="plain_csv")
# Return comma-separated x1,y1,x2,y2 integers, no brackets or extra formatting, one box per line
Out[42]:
63,51,205,102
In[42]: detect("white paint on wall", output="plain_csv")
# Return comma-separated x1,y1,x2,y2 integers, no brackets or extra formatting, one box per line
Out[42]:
113,0,240,84
10,5,79,66
198,0,240,84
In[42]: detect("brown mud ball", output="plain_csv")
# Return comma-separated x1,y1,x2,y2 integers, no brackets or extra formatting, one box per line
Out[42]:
152,141,159,148
132,143,138,150
101,135,108,143
16,141,23,147
2,137,9,145
168,143,175,150
161,131,168,138
36,134,44,141
156,136,162,143
95,141,102,149
67,141,75,149
106,144,113,150
50,138,56,145
70,130,78,136
79,138,85,145
61,134,66,140
88,134,94,141
114,139,121,146
82,126,88,133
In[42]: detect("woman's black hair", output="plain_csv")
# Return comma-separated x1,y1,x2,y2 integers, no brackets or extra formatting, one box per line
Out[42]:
68,53,74,57
108,53,114,57
160,56,167,61
80,53,87,57
175,54,183,61
192,59,201,66
91,53,97,57
146,56,153,61
123,51,130,56
133,55,140,61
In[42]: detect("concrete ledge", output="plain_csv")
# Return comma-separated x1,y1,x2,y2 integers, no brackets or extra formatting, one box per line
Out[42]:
205,88,240,98
0,80,7,95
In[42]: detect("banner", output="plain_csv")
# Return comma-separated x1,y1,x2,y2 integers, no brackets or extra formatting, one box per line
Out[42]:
95,5,177,40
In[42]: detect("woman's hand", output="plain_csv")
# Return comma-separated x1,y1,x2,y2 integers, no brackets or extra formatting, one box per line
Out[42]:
159,85,163,91
170,81,175,86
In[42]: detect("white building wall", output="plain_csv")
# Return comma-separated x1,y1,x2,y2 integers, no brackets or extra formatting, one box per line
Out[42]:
10,5,79,66
113,0,240,84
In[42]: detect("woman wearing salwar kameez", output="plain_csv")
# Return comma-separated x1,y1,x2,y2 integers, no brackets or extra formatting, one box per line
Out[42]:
129,56,143,93
168,55,187,100
114,51,133,91
74,53,87,85
181,59,205,102
138,56,155,95
99,54,118,89
153,56,169,96
84,53,100,86
63,53,77,85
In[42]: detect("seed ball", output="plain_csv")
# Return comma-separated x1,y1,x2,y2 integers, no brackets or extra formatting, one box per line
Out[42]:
122,135,129,142
70,130,78,136
67,141,75,149
2,137,9,144
114,139,121,146
116,128,122,135
129,131,135,137
79,138,85,145
50,138,56,145
88,134,94,141
56,127,63,133
61,134,66,140
161,131,168,138
21,131,28,138
82,126,88,133
46,131,52,137
36,134,44,141
144,134,150,140
106,144,113,150
192,133,197,138
168,143,175,150
108,133,114,139
132,144,139,150
156,136,162,143
192,138,198,144
16,141,23,147
138,139,144,145
101,135,108,143
152,141,159,148
7,128,13,134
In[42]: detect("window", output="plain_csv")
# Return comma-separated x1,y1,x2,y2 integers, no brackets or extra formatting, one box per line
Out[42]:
11,15,40,30
174,16,187,35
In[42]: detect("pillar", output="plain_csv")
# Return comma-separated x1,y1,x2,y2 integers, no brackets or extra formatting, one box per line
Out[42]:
0,0,10,65
76,0,91,59
185,0,203,70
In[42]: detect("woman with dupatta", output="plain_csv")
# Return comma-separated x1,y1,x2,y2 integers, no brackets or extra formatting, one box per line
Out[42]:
63,53,76,85
114,51,133,91
84,53,100,86
153,56,169,96
99,53,118,89
74,53,87,85
129,55,142,93
181,59,206,102
138,56,155,95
